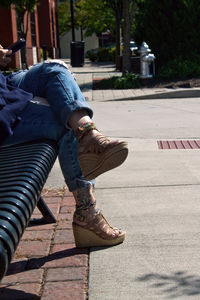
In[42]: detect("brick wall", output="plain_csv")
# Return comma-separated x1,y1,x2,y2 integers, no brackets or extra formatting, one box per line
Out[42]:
0,5,21,69
0,0,59,69
38,0,60,59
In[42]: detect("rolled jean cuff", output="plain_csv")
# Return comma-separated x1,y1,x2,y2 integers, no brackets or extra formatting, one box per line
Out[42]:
62,100,93,129
67,177,90,192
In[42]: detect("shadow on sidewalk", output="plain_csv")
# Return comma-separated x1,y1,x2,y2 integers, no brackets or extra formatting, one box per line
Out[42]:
6,247,88,276
79,82,92,91
136,271,200,298
0,287,40,300
102,89,200,102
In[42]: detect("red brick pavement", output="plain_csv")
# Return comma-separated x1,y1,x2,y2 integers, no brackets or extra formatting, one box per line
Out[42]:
0,189,89,300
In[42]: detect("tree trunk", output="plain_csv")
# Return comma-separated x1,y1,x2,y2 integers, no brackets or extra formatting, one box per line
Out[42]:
70,0,75,41
115,8,122,70
122,0,131,75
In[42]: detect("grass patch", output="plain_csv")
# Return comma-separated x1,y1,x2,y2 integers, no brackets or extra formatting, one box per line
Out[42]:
93,72,141,89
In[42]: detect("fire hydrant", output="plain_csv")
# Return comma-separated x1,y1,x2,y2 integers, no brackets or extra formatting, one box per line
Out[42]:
138,42,155,78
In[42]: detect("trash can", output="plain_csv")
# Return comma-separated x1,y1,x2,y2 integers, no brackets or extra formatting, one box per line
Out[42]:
70,41,85,67
130,56,140,74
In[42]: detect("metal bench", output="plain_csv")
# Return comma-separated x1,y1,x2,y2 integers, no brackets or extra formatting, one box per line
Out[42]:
0,139,58,281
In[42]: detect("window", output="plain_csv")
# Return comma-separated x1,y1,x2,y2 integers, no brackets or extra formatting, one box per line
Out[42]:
31,12,36,46
51,8,55,47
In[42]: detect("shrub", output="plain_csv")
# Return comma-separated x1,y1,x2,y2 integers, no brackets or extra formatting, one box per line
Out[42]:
87,49,98,62
40,47,50,61
87,46,116,62
97,47,111,61
94,72,140,89
158,56,200,79
95,76,118,89
134,0,200,69
108,46,116,62
114,72,140,88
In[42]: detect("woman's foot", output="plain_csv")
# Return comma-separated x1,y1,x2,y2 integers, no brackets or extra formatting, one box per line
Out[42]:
72,185,126,248
76,122,128,180
73,209,126,248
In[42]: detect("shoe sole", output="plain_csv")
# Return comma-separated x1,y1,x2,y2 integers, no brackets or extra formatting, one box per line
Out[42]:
78,141,128,180
73,223,126,248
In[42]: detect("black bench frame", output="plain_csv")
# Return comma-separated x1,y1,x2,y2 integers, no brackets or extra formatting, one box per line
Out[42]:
0,139,58,281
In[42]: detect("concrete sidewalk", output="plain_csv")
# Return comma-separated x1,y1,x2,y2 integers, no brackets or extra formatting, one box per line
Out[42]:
75,61,200,300
2,60,200,299
71,59,200,103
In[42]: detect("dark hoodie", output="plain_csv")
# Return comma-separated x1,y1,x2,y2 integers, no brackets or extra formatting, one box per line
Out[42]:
0,72,33,143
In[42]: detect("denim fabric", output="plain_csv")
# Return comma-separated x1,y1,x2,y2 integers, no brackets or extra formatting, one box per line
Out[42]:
7,62,93,125
2,61,93,192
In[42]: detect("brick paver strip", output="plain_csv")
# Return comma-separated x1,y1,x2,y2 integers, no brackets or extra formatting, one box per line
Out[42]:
42,281,86,300
158,140,200,149
0,189,88,300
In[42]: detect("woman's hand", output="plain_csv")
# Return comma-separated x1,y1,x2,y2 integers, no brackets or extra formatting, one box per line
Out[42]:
0,45,12,67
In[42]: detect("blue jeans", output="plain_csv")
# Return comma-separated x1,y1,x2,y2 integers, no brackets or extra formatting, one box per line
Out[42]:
2,61,93,192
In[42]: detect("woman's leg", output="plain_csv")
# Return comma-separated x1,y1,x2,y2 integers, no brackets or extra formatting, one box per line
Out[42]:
57,129,126,247
72,183,125,247
59,132,126,247
1,102,66,146
2,100,125,247
8,61,128,181
7,62,93,125
68,112,128,181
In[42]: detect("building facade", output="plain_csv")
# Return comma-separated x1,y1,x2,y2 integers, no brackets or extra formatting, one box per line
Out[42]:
60,29,98,59
0,0,60,69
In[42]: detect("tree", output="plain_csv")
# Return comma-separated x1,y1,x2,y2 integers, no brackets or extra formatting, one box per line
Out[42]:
103,0,122,69
58,0,81,37
0,0,39,67
59,0,123,67
58,0,117,61
122,0,131,73
58,0,138,71
58,0,115,37
122,0,137,74
75,0,115,37
134,0,200,69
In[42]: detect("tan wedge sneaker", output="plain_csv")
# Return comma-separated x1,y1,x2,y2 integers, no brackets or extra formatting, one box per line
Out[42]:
76,122,128,180
73,209,126,248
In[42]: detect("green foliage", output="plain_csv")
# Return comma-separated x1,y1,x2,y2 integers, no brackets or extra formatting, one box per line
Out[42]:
78,0,115,36
58,0,83,36
158,56,200,79
97,47,115,62
0,0,39,12
39,47,50,61
87,46,116,62
57,1,71,35
95,72,140,89
58,0,115,37
134,0,200,69
114,72,140,88
108,46,116,62
95,76,119,89
87,49,98,62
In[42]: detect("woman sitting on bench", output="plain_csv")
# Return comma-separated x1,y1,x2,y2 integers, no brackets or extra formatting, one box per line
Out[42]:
0,45,128,248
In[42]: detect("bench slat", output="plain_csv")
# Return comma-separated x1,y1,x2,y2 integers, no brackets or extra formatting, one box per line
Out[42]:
0,139,58,281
